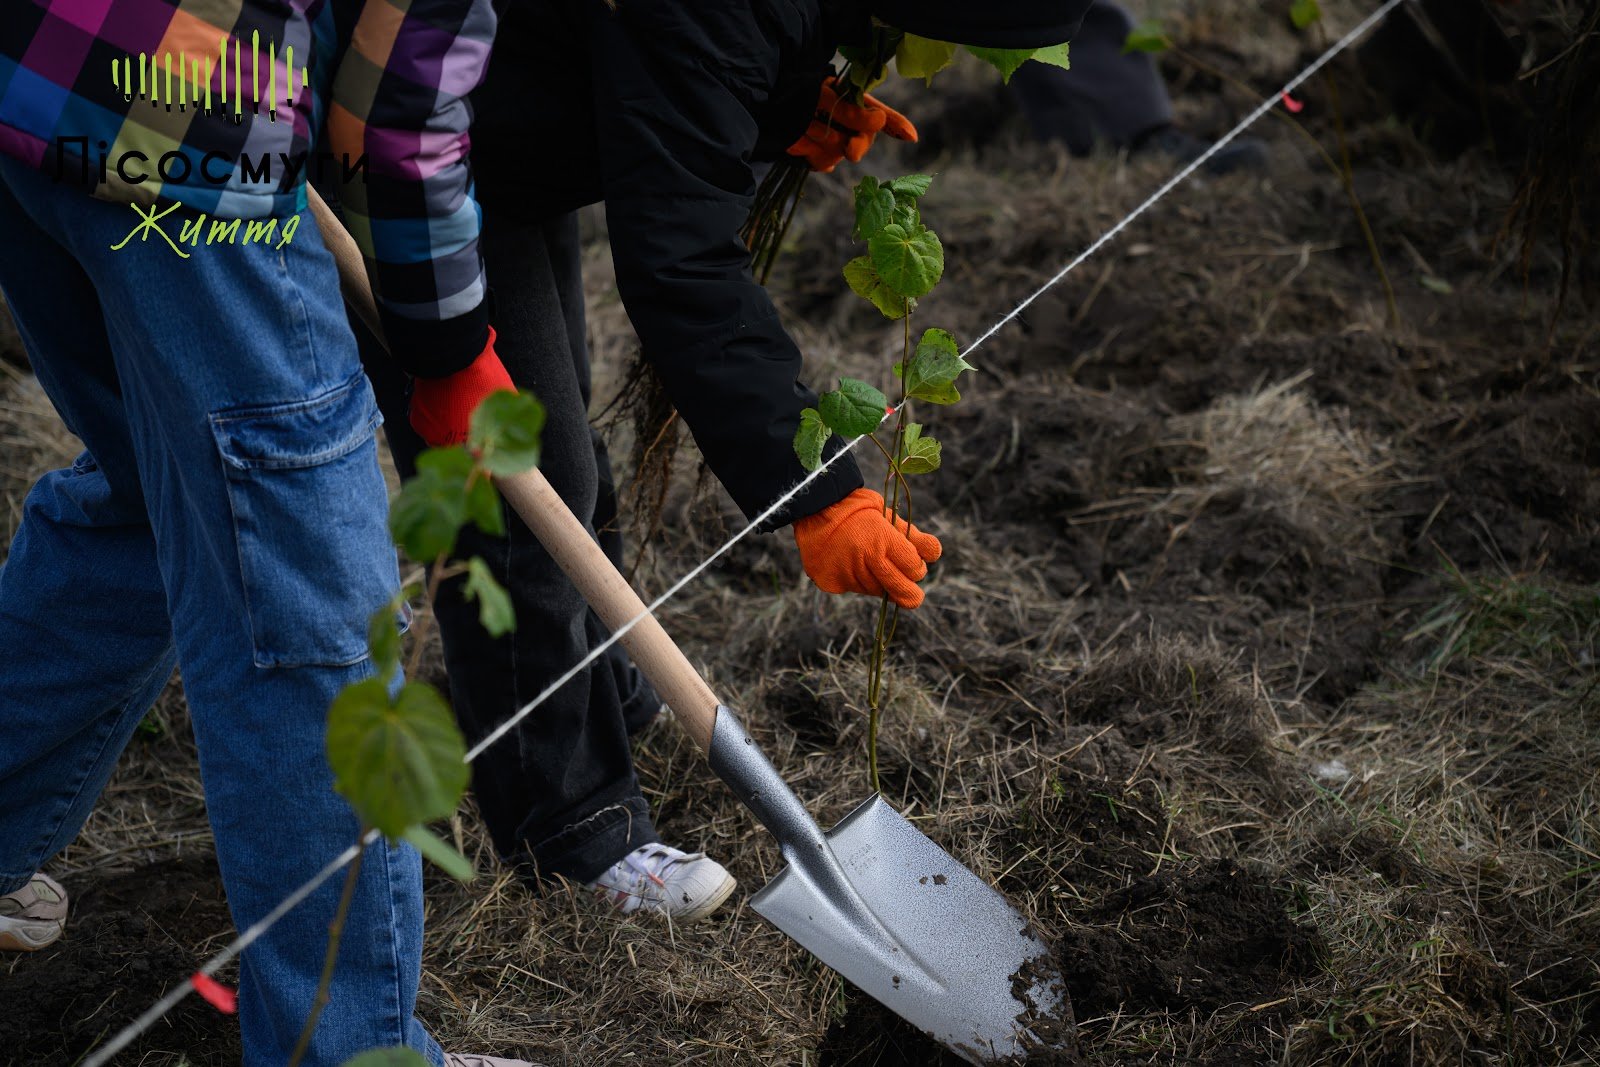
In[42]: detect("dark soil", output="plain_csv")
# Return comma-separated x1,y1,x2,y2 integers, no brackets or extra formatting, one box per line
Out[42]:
816,855,1319,1067
0,855,240,1065
1057,859,1322,1018
817,996,969,1067
2,4,1596,1064
819,761,1321,1067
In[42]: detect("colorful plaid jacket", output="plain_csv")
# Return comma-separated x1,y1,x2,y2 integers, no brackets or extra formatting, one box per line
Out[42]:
0,0,495,375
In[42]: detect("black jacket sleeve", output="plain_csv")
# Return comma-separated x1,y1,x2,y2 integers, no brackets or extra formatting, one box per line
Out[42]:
583,0,863,531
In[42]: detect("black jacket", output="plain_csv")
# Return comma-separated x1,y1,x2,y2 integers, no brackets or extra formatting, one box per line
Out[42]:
470,0,873,529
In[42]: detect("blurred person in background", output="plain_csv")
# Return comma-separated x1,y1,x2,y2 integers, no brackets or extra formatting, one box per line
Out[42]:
1008,1,1268,174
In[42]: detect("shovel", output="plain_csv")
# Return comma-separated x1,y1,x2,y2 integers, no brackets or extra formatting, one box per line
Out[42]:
308,189,1073,1064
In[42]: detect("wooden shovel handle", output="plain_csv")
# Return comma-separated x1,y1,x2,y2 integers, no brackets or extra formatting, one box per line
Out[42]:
309,188,386,347
307,186,721,752
493,470,720,750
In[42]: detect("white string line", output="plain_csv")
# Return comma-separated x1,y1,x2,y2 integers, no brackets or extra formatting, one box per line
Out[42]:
83,3,1408,1058
961,0,1409,352
82,834,376,1067
467,0,1409,763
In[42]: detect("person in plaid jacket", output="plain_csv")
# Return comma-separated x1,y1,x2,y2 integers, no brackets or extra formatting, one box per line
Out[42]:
0,3,527,1064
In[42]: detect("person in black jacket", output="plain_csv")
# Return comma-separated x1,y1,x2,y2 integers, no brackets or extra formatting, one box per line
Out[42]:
359,0,1092,922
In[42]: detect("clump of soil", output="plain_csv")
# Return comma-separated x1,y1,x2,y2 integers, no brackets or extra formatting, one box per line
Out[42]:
1058,859,1322,1018
0,855,240,1065
1409,391,1600,582
816,996,969,1067
816,995,1089,1067
816,773,1320,1067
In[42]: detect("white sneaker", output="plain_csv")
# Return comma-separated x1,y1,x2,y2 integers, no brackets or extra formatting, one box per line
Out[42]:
445,1056,540,1067
0,872,67,952
588,844,736,922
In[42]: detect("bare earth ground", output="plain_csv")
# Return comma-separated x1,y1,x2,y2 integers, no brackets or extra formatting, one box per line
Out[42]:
2,3,1596,1064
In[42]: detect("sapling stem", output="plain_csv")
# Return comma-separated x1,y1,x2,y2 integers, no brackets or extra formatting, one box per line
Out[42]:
757,167,809,285
797,171,959,796
313,401,534,1061
743,54,888,282
866,594,891,793
286,831,369,1067
405,552,450,679
1170,44,1400,328
863,296,919,794
1323,69,1400,328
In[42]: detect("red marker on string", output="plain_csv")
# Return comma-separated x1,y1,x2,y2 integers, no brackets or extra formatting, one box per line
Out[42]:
192,972,238,1014
1282,90,1305,114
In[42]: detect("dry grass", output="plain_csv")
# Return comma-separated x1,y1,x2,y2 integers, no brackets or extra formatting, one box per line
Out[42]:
1169,374,1392,538
1280,582,1600,1064
3,0,1598,1062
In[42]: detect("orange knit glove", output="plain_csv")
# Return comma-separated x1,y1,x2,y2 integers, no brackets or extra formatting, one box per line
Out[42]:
409,327,515,448
787,77,919,174
793,488,942,609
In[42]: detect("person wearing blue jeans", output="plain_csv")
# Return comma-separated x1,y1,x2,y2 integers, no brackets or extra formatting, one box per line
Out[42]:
0,157,454,1064
0,0,535,1062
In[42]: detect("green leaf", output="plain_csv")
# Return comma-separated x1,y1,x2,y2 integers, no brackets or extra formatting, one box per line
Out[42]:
887,175,933,232
964,46,1037,83
1031,42,1071,71
889,198,920,231
868,223,944,299
463,557,515,637
853,176,897,241
1123,20,1170,54
818,378,890,437
326,679,469,839
389,447,472,561
844,256,911,319
468,391,545,477
897,328,973,405
367,596,405,677
838,42,878,68
794,407,832,471
1290,0,1323,29
914,326,960,359
418,445,474,483
897,423,942,475
462,470,504,538
902,377,959,405
895,34,957,84
886,174,933,200
839,40,891,91
341,1050,431,1067
1420,275,1453,295
402,824,476,882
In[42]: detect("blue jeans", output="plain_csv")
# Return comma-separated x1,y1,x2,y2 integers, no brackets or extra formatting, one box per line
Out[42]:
0,157,442,1067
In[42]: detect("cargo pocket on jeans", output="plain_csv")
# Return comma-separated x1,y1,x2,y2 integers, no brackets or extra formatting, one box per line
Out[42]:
209,374,397,669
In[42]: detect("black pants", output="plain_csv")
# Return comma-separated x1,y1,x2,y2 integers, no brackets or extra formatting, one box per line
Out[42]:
1008,1,1172,154
362,211,659,885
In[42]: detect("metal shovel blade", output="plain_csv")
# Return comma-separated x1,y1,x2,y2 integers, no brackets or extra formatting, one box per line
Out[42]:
708,708,1070,1064
755,795,1068,1064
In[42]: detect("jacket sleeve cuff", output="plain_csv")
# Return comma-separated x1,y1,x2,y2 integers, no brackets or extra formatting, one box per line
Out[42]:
752,435,865,533
378,301,491,379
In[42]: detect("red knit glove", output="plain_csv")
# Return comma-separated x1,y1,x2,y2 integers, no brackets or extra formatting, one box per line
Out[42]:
787,77,919,174
408,327,515,447
793,488,942,609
